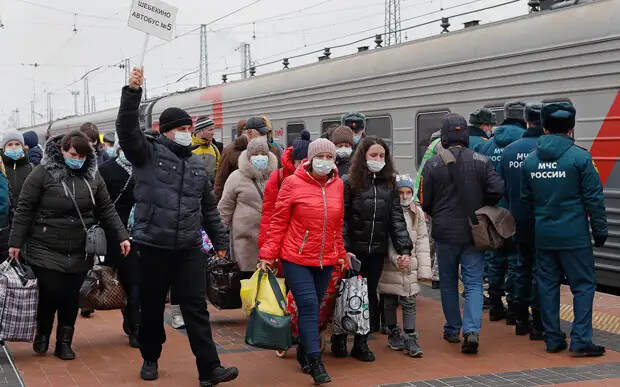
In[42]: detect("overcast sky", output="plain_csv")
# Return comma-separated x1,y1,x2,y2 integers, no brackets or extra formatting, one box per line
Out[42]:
0,0,526,131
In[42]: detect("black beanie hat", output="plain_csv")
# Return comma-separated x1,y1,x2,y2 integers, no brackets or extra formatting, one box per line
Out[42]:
292,130,311,161
541,102,576,134
159,107,193,133
441,113,469,148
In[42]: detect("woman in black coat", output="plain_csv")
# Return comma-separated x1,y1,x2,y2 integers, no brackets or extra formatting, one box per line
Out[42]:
8,131,130,360
1,130,33,209
332,136,413,362
98,146,140,348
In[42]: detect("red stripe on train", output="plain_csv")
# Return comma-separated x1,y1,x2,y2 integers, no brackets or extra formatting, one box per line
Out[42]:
590,89,620,187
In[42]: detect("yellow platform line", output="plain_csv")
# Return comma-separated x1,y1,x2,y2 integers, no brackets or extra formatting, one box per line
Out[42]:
558,303,620,335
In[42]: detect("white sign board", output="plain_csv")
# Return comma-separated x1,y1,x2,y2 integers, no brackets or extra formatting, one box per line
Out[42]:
128,0,178,42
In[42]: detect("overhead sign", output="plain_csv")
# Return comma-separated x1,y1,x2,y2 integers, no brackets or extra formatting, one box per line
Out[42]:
128,0,178,41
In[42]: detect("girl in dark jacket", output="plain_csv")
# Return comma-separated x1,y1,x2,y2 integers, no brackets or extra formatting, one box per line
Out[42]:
1,130,33,209
8,131,130,360
98,141,141,348
332,136,413,362
260,138,348,385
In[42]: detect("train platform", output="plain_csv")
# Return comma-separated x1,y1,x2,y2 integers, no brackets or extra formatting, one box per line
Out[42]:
5,283,620,387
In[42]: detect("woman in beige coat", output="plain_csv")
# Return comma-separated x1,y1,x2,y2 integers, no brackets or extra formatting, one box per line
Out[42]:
378,174,432,358
218,137,277,278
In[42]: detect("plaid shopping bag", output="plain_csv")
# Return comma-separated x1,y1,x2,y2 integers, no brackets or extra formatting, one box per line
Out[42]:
0,259,38,342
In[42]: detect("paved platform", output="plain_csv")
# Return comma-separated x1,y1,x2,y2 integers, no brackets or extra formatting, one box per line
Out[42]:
5,283,620,387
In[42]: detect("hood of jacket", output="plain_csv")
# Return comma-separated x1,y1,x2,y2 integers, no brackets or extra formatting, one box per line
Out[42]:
523,124,544,138
536,134,574,161
40,134,97,182
233,135,249,151
493,124,524,148
238,149,278,181
281,146,296,177
191,134,213,148
23,131,39,148
468,125,489,139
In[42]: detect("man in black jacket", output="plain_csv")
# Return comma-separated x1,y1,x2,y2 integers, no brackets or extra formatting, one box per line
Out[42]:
116,68,237,386
420,114,504,355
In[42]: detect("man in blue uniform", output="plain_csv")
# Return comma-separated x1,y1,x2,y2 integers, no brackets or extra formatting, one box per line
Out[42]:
498,103,544,339
468,108,495,152
479,102,525,323
521,102,607,356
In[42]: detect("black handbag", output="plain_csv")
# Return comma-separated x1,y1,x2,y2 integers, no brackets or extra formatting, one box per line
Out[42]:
205,252,242,310
245,269,292,351
62,179,107,257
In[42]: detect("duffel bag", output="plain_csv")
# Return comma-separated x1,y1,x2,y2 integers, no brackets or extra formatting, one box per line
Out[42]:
206,253,242,310
0,258,38,342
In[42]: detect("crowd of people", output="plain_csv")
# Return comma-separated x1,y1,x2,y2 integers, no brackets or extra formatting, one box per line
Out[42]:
0,66,608,386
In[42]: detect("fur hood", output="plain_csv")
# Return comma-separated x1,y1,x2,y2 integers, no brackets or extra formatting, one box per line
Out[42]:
40,134,98,182
238,150,277,181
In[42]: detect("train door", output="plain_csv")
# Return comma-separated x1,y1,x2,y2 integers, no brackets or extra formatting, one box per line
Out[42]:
415,109,450,167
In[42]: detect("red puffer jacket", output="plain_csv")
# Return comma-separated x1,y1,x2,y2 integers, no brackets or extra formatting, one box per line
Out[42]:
258,147,297,248
259,162,346,268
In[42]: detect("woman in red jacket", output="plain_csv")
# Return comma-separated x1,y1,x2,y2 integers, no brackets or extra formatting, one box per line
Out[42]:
259,138,347,385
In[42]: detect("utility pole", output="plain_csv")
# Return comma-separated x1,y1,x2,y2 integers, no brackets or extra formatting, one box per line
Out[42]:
71,90,80,115
13,109,20,129
91,96,96,112
199,24,209,87
124,58,131,83
46,92,53,123
240,42,251,79
30,100,35,127
83,77,90,114
385,0,402,46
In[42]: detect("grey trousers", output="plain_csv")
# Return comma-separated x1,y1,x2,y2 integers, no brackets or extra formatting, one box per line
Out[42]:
383,294,417,332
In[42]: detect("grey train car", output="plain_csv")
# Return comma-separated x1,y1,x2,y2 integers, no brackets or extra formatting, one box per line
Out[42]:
17,0,620,286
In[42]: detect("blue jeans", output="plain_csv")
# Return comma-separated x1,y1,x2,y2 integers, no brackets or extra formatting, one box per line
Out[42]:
536,248,595,351
282,260,333,356
436,241,484,335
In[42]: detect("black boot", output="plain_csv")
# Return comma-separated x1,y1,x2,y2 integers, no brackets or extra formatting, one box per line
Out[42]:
296,343,310,374
351,334,375,362
529,309,544,341
505,302,516,325
489,296,506,321
33,331,50,354
330,334,348,358
308,355,331,385
129,325,140,348
54,326,76,360
515,304,530,336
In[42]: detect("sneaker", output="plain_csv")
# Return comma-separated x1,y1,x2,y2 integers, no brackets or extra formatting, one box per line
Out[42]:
404,333,423,357
387,327,405,351
461,332,479,354
546,341,568,353
199,366,239,386
140,361,158,381
170,305,185,329
569,343,605,357
443,333,460,343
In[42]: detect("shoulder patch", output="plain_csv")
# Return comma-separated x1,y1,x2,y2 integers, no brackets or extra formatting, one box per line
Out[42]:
473,152,489,162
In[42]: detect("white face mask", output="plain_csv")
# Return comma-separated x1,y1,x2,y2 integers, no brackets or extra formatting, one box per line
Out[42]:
335,147,353,159
367,160,385,173
174,131,192,147
400,196,414,207
312,158,334,176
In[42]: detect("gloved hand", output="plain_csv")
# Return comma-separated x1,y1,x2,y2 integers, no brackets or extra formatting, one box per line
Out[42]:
593,234,607,248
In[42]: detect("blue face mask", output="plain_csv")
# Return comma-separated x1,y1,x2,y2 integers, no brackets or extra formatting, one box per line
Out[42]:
65,157,85,170
250,155,268,170
106,147,117,158
353,135,361,145
4,148,24,160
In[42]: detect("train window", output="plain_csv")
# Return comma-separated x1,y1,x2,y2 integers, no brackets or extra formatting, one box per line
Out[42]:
415,110,450,166
541,97,574,105
286,122,305,146
321,119,341,135
366,116,393,147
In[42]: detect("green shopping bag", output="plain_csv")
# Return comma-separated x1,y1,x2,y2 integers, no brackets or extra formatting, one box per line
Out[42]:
245,269,292,351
